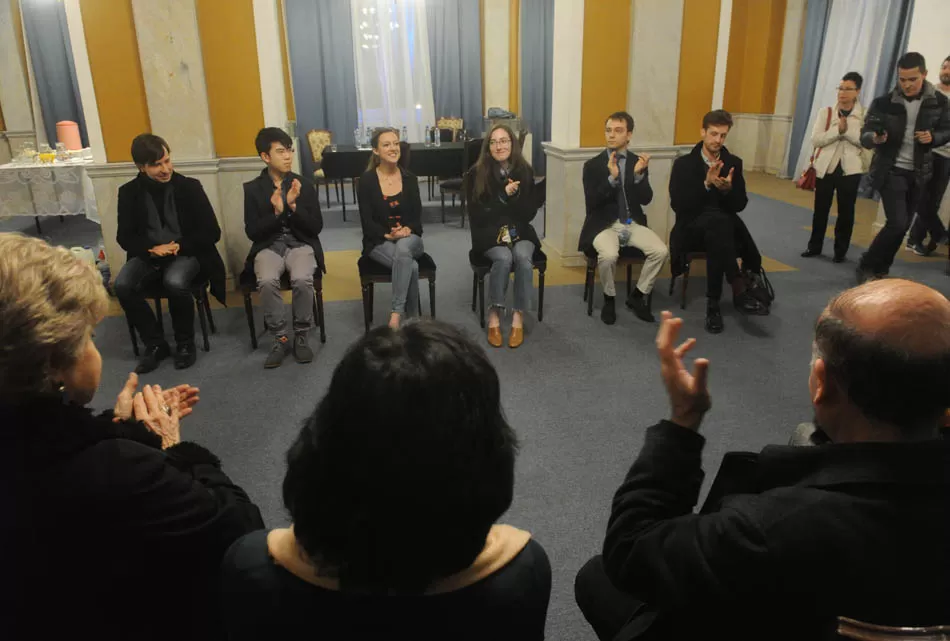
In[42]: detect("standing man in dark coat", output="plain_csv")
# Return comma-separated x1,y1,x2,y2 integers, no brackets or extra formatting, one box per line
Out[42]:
668,110,770,334
575,279,950,641
115,134,226,373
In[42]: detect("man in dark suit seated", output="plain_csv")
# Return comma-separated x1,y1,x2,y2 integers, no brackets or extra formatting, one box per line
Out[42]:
574,278,950,641
580,111,669,325
668,110,770,334
114,133,226,373
243,127,325,369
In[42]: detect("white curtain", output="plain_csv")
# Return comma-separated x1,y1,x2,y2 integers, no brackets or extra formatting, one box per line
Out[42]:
793,0,904,179
351,0,435,142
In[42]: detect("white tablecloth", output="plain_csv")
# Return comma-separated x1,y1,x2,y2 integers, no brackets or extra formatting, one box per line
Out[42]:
0,161,99,223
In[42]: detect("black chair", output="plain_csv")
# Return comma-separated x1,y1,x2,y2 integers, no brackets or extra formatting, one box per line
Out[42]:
667,252,707,309
582,246,648,316
358,253,437,333
125,276,216,356
439,138,483,226
239,269,326,349
469,247,547,327
837,616,950,641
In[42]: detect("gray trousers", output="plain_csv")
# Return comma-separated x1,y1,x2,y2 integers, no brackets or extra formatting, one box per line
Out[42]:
484,240,535,312
254,245,317,337
369,234,424,315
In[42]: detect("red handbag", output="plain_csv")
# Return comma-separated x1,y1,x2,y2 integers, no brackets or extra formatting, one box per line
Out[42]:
796,107,833,191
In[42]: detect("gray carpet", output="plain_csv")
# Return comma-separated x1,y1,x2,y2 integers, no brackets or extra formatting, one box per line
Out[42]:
9,192,950,640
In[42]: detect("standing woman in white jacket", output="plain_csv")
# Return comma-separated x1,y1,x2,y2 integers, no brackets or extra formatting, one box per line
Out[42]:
802,72,867,262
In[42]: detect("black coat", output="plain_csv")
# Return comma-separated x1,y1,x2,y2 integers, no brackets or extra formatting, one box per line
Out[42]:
117,172,227,303
861,82,950,190
242,169,325,282
668,143,749,274
578,149,654,252
464,165,541,257
0,399,265,641
358,168,424,255
603,421,950,641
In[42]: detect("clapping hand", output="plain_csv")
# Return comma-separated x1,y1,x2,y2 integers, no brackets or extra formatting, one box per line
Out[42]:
837,114,848,134
633,153,650,174
705,160,723,188
114,373,199,422
656,311,711,430
608,152,621,180
133,384,181,450
712,167,735,193
270,186,285,214
505,179,521,196
286,179,302,208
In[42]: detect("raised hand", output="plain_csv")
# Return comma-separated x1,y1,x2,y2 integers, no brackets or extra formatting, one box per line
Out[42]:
270,186,285,215
163,384,200,420
286,179,302,206
505,179,521,196
113,372,139,421
133,384,181,449
633,153,650,174
705,160,722,188
608,152,620,180
714,167,735,193
837,115,848,134
655,311,711,430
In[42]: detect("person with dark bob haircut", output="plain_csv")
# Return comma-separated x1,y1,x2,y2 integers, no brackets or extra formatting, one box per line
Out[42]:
219,320,552,640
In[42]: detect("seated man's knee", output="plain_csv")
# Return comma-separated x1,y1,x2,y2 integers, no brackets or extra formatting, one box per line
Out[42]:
290,274,314,290
257,275,281,293
112,274,136,300
163,274,193,298
492,251,514,269
597,252,619,266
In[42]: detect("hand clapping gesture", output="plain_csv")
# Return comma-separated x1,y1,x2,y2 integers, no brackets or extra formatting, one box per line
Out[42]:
656,311,711,430
712,167,735,193
270,186,285,215
113,372,200,423
285,179,302,208
633,153,650,175
608,152,621,180
505,179,521,196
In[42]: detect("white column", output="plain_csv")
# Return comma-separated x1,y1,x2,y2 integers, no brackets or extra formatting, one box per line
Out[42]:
252,0,288,129
710,0,732,111
0,1,32,133
131,0,215,160
63,0,106,163
482,0,511,113
549,0,583,148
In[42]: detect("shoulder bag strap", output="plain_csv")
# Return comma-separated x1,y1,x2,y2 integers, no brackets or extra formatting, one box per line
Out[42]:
810,107,834,164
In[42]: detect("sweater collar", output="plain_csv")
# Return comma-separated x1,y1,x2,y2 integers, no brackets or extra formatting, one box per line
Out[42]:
267,524,532,594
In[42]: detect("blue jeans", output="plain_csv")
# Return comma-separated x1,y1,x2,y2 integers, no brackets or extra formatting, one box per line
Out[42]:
114,255,200,347
369,234,424,315
484,240,535,312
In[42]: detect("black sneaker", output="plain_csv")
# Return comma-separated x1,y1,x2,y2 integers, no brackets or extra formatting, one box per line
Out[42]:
800,249,820,258
705,304,724,334
173,342,196,370
264,336,289,369
909,242,933,257
625,290,655,323
832,254,846,264
135,342,170,374
601,294,617,325
733,290,769,316
293,333,314,364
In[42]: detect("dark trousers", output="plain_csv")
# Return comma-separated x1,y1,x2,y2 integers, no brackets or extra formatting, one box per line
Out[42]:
114,255,200,347
575,556,661,641
908,154,950,245
686,212,762,301
861,168,921,274
807,165,861,257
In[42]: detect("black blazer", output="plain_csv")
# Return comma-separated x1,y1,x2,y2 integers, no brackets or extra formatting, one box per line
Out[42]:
242,169,325,280
668,143,749,273
578,149,653,252
861,82,950,190
358,168,424,255
116,172,227,303
464,165,541,257
603,421,950,641
0,399,264,641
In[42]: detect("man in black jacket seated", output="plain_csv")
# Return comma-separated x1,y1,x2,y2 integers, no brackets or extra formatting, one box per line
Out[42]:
243,127,324,369
580,111,669,325
574,279,950,641
115,134,226,373
669,110,769,334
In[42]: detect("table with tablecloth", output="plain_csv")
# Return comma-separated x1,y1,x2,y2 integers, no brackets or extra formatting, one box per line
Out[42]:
0,160,100,229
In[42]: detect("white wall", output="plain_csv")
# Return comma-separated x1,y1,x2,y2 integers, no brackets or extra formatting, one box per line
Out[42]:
482,0,510,112
906,0,948,78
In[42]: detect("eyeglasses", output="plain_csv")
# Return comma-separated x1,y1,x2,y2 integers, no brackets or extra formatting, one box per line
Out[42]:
489,139,511,147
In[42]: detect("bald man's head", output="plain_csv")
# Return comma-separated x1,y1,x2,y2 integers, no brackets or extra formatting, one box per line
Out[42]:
814,279,950,437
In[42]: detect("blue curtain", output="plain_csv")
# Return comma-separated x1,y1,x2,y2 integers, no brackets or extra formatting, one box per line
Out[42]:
426,0,483,134
872,0,915,100
285,0,359,179
20,0,88,147
520,0,554,175
785,0,831,178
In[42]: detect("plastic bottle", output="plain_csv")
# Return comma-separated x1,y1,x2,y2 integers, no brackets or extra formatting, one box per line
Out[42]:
401,125,408,142
434,125,441,147
354,128,362,148
424,126,432,148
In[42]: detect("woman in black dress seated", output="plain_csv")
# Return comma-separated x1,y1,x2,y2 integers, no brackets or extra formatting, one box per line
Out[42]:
358,127,424,328
220,321,552,640
0,233,263,640
465,124,540,349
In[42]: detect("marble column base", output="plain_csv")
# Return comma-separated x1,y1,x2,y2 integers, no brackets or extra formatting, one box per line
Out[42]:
727,114,793,178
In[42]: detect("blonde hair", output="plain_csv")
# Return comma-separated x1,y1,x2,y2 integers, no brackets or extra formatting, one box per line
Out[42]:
0,233,109,402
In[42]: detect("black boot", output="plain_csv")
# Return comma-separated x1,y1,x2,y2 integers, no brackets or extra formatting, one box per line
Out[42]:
135,342,171,374
705,301,724,334
174,342,197,370
601,294,616,325
625,288,655,323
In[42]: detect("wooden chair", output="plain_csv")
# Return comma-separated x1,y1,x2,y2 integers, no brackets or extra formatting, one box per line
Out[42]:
125,276,216,356
837,616,950,640
436,116,463,140
582,246,649,316
306,129,342,214
358,253,437,333
238,269,326,349
470,247,547,327
667,252,707,309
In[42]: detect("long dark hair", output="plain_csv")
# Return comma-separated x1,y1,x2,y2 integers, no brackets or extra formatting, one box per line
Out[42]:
282,320,519,594
366,127,400,171
468,124,529,203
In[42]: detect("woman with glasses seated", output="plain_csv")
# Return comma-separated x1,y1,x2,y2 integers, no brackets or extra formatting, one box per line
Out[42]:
358,128,424,329
220,321,552,640
464,125,540,349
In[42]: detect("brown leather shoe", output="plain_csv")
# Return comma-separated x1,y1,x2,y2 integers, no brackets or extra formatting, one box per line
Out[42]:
508,327,524,349
487,326,503,348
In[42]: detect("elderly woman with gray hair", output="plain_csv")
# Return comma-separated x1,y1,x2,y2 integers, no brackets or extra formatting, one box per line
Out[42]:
0,234,263,641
